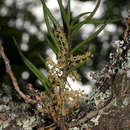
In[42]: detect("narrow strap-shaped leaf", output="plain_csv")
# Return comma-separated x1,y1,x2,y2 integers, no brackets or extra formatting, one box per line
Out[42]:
71,20,88,37
67,0,71,26
44,34,58,54
38,54,49,71
81,18,122,25
13,37,50,93
41,0,60,28
70,24,106,54
71,12,91,26
71,18,121,37
71,0,101,37
72,18,121,37
87,0,101,20
41,1,60,51
57,0,69,29
34,22,59,54
41,1,69,49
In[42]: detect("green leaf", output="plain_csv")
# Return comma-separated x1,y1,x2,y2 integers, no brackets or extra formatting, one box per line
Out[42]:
71,12,91,26
71,18,121,37
41,1,60,51
81,18,122,25
44,34,58,54
67,0,71,25
13,37,50,93
71,0,101,37
41,0,60,28
38,54,49,71
41,1,69,48
57,0,69,29
70,24,106,54
87,0,101,19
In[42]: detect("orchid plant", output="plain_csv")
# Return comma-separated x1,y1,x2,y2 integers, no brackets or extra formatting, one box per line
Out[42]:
12,0,121,129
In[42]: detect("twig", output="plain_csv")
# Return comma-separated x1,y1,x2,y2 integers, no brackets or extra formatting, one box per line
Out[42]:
0,43,27,99
68,98,116,128
0,43,36,104
44,123,56,129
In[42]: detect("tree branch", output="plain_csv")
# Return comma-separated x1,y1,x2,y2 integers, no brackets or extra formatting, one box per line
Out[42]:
0,43,37,104
68,98,116,128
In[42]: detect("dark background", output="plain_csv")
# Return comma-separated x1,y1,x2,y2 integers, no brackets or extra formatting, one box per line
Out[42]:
0,0,129,92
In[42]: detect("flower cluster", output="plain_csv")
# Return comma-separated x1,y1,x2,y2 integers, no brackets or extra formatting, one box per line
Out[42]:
35,27,93,119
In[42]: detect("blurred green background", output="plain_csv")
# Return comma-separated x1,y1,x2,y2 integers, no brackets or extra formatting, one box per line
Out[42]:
0,0,129,92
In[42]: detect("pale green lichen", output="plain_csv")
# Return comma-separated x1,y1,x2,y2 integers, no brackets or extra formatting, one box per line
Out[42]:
90,114,101,126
